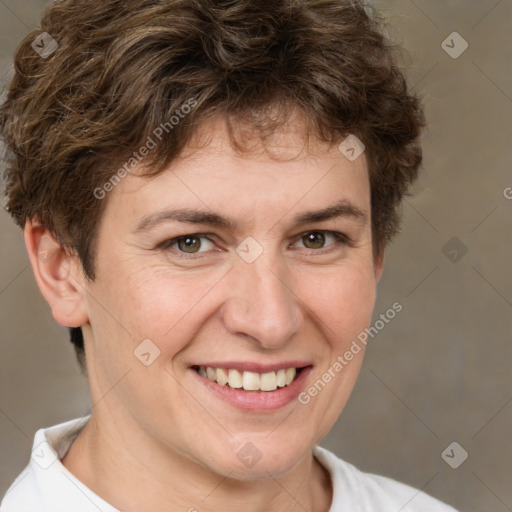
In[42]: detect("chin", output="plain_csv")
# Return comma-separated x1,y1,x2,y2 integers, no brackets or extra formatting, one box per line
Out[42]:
209,434,312,480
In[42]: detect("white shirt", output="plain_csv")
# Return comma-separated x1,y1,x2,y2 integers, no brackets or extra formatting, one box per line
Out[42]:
1,416,459,512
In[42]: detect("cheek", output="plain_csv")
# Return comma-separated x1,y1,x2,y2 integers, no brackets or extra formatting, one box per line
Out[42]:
302,263,377,345
298,266,376,441
108,266,223,355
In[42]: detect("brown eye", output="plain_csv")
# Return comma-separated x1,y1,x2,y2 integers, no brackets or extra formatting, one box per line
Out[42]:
176,236,202,253
302,232,326,249
161,234,215,255
294,231,350,252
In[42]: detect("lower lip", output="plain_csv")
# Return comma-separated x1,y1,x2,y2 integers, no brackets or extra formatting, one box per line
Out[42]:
190,366,313,412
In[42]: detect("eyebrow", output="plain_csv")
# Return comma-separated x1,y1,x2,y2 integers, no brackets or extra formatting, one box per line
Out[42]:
134,199,367,234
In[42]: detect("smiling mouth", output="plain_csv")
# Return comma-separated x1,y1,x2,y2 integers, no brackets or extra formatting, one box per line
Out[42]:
191,365,306,392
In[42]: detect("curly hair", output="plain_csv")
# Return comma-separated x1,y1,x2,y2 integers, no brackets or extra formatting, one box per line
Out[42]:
0,0,426,370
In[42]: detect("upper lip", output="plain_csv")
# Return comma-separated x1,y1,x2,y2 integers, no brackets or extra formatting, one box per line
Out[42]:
190,361,312,373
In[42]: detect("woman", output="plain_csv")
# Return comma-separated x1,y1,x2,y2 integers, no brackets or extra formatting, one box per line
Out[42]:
0,0,459,510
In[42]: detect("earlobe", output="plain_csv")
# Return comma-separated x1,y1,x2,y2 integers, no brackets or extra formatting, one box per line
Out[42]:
23,218,89,328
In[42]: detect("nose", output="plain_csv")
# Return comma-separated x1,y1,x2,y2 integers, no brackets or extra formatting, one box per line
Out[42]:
221,252,303,350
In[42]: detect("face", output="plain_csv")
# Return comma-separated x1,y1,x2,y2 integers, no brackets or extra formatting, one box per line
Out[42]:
79,115,382,480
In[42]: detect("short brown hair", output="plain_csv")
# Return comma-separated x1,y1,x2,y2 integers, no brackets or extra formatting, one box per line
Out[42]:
0,0,426,370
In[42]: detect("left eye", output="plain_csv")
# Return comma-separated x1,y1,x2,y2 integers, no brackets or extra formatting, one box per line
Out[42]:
295,231,348,250
161,230,349,256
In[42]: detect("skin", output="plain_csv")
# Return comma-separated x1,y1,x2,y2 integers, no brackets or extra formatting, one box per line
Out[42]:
24,113,383,512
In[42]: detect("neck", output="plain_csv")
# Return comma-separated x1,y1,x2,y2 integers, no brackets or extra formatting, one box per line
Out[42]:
61,413,332,512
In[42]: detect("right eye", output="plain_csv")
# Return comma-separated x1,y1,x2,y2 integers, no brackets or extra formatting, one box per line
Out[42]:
160,234,216,257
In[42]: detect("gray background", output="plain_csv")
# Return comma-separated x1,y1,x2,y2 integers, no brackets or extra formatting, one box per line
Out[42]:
1,1,511,510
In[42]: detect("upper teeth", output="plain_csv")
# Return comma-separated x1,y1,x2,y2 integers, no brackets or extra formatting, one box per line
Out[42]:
197,366,297,391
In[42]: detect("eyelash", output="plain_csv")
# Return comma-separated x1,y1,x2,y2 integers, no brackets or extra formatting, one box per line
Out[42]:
158,230,352,259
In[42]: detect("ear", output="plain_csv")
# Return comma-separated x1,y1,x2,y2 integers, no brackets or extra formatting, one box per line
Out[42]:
374,252,384,283
23,217,89,328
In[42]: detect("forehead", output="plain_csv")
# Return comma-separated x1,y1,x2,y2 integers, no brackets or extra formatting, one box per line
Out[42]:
101,115,371,232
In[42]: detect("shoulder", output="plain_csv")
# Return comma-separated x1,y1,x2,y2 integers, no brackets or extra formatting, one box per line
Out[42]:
1,466,40,512
1,416,118,512
313,445,459,512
